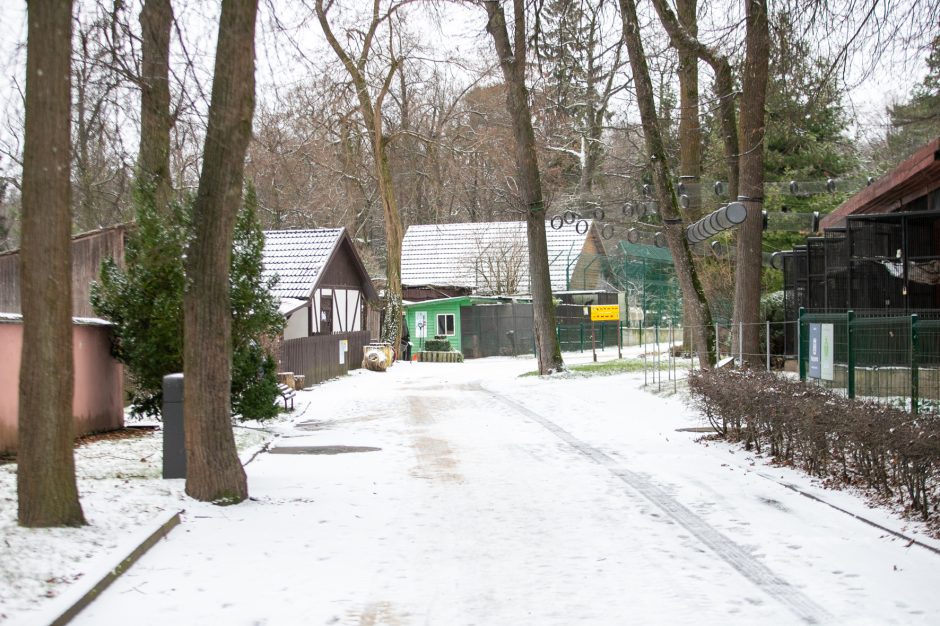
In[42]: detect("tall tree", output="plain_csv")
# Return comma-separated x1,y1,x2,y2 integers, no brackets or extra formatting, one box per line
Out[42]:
70,5,135,233
17,0,85,527
537,0,625,194
674,0,701,350
731,0,770,366
648,0,739,199
138,0,174,212
182,0,258,503
315,0,406,353
883,34,940,168
617,0,715,367
483,0,564,374
675,0,700,216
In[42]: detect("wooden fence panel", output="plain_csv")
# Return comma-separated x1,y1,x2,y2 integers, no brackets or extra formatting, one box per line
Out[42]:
277,330,372,387
0,224,127,316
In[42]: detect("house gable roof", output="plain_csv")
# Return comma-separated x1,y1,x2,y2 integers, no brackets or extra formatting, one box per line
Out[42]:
262,228,377,301
401,220,598,294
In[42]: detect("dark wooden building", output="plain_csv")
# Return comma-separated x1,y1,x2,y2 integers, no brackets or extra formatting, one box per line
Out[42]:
0,223,129,317
262,228,380,339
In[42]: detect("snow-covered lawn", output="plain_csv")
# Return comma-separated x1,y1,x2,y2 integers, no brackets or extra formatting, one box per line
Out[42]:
4,347,940,625
0,419,274,624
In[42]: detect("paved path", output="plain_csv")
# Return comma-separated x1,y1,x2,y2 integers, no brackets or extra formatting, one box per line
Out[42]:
73,356,940,625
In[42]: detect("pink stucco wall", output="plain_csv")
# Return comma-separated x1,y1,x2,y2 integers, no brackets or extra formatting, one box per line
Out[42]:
0,321,123,453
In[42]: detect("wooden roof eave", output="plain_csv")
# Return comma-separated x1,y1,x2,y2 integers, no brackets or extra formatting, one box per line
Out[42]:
305,227,380,304
820,137,940,229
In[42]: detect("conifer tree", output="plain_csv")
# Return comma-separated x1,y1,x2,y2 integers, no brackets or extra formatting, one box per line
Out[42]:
92,183,283,420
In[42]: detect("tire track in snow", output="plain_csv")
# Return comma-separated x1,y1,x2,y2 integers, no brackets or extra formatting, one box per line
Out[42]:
484,388,830,626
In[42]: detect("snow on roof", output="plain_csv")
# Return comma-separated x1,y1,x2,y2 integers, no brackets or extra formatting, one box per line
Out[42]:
277,298,307,316
262,228,344,299
401,220,595,294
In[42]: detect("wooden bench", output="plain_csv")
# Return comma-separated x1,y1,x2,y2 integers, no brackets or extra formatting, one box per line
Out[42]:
276,383,296,411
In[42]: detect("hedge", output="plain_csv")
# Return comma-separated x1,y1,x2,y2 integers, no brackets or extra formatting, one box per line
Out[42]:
688,368,940,521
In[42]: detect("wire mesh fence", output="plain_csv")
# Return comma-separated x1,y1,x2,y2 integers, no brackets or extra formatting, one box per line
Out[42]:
623,312,940,415
795,311,940,413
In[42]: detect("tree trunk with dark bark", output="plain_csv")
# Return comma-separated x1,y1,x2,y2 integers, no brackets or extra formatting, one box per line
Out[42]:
17,0,86,528
315,0,404,356
618,0,715,368
138,0,174,211
649,0,739,198
732,0,770,366
676,0,701,220
182,0,257,504
676,0,701,350
484,0,563,374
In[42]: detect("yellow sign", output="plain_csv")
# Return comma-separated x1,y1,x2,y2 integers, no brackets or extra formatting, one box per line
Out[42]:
590,304,620,321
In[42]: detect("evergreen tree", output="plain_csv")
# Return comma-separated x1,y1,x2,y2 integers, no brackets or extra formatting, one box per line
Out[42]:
230,185,283,419
885,35,940,166
760,11,858,256
764,11,856,182
92,182,187,416
537,0,622,192
92,182,284,420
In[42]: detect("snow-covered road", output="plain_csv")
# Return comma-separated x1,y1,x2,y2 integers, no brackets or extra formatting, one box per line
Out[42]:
72,355,940,625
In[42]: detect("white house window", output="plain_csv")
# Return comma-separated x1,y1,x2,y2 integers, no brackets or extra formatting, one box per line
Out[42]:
436,313,455,336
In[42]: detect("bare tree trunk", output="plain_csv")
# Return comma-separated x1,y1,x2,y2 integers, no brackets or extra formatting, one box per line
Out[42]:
182,0,257,504
649,0,739,198
732,0,770,366
375,127,405,349
18,0,86,528
676,0,700,351
618,0,715,368
676,0,701,218
315,0,405,355
138,0,174,210
484,0,563,374
579,121,603,194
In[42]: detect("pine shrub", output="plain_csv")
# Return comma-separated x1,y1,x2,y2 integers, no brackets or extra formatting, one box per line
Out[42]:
91,182,284,420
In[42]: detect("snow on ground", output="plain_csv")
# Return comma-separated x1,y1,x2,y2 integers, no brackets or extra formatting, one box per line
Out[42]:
0,421,272,624
4,346,940,625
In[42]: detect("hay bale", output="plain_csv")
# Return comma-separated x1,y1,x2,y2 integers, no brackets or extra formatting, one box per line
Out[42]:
363,347,389,372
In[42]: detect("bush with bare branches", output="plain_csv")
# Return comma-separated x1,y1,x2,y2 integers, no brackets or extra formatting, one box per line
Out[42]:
688,368,940,523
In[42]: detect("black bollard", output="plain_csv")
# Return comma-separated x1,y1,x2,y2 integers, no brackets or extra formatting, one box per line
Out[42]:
162,373,186,479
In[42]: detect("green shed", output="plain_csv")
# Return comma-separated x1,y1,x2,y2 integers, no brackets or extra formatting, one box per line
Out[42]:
404,296,503,354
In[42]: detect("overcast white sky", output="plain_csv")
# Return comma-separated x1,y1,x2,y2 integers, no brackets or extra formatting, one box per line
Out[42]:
0,0,930,180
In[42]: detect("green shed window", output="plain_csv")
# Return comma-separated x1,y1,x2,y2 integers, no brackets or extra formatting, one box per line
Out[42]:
437,313,455,336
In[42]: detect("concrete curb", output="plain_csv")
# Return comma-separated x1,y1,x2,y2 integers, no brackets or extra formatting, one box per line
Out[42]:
48,509,182,626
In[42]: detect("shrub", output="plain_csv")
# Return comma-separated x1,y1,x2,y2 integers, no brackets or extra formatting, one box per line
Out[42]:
688,368,940,521
91,182,284,420
760,290,787,359
424,335,452,352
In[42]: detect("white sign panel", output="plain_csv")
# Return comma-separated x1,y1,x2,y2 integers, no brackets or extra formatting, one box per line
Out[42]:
820,324,834,381
415,311,428,338
339,339,348,365
808,324,821,379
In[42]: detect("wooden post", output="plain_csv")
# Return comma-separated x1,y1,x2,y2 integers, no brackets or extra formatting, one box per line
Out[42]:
592,320,597,362
618,320,623,359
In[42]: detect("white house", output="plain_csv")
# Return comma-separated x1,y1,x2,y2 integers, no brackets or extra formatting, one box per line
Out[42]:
262,228,379,341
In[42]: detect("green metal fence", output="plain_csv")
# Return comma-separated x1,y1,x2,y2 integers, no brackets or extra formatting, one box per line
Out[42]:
798,309,940,413
556,322,622,353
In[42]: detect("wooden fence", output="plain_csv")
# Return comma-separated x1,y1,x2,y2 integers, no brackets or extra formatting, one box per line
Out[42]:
0,224,128,317
277,330,372,387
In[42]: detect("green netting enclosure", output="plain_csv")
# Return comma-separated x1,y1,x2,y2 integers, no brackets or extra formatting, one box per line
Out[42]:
606,240,683,327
